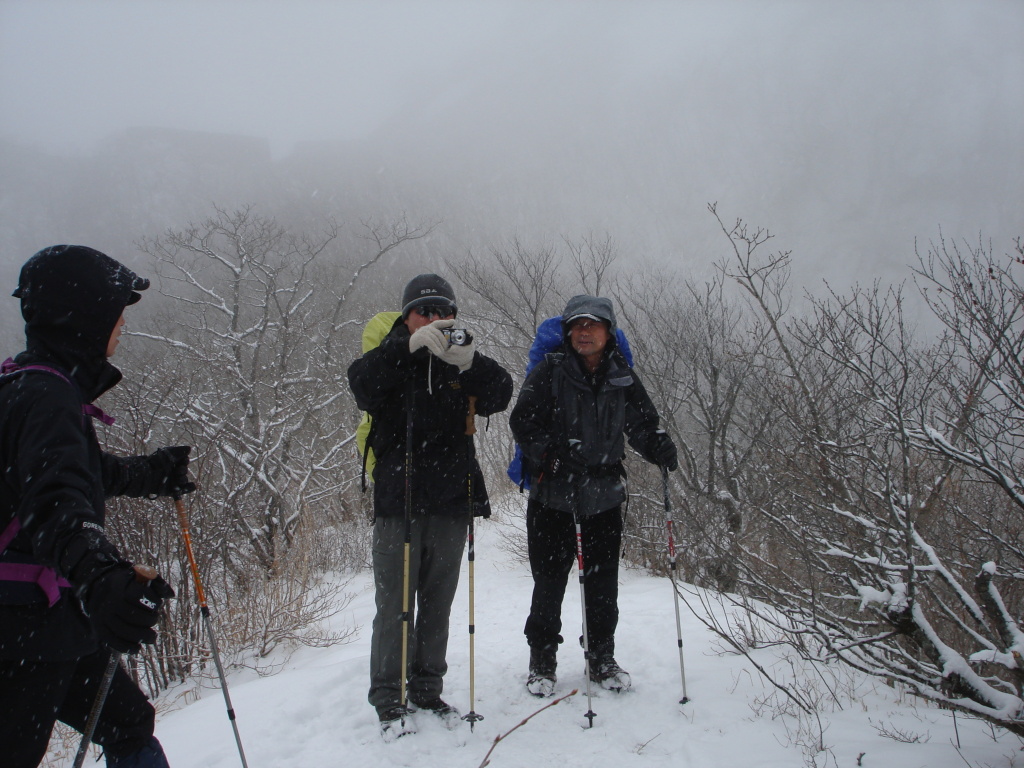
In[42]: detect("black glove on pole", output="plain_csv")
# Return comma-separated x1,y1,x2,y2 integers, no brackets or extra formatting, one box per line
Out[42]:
75,565,162,768
85,566,174,653
650,431,678,472
150,445,197,497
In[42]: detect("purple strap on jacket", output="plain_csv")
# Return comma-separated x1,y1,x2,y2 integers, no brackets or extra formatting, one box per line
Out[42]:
0,357,97,605
0,518,72,607
0,357,115,425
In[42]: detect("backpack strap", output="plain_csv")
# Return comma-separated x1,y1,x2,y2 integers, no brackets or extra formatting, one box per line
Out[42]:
0,358,85,606
0,518,73,607
0,516,20,553
0,357,115,425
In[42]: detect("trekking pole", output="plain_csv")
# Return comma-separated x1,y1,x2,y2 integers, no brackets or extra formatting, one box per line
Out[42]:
400,379,414,718
572,485,597,728
173,493,250,768
463,511,484,730
73,651,120,768
662,466,689,704
74,565,158,768
463,398,483,731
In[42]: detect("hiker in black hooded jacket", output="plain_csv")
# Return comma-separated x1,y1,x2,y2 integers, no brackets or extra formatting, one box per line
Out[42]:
0,246,194,768
510,294,678,698
348,274,512,739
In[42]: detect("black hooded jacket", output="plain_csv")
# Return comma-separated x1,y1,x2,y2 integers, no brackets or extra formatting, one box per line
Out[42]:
0,246,165,661
347,316,513,520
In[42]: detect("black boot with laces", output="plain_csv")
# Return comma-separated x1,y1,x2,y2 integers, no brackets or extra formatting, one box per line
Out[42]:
527,645,557,697
588,640,632,692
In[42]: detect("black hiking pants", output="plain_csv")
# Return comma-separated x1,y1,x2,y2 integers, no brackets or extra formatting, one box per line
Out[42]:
0,649,156,767
524,500,622,657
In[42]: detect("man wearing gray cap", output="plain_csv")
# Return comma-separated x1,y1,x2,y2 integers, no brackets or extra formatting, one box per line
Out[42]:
348,274,512,740
510,294,677,698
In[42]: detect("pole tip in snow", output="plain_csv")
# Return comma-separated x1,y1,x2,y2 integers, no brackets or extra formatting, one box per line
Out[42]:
463,711,484,731
679,695,690,705
584,710,597,728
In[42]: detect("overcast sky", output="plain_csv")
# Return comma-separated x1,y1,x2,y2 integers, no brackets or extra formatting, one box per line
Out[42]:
1,0,1021,295
2,1,1020,154
1,0,522,154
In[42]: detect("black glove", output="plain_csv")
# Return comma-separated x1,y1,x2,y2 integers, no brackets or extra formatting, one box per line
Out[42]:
84,565,175,654
648,430,678,471
149,446,196,497
547,439,588,476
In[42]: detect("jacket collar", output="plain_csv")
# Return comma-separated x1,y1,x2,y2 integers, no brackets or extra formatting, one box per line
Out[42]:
14,346,122,403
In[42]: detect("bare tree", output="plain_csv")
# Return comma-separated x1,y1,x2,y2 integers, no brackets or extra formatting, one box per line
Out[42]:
694,210,1024,736
100,205,426,693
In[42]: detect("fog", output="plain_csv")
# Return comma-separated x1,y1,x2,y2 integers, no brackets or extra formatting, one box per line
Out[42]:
1,0,1021,309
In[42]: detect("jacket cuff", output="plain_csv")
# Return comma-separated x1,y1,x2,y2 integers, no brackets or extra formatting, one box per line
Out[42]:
58,525,127,593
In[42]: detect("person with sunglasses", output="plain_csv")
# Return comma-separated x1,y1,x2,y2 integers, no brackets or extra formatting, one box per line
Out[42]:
348,273,512,740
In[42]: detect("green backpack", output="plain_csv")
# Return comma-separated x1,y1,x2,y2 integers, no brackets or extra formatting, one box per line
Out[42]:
356,311,402,487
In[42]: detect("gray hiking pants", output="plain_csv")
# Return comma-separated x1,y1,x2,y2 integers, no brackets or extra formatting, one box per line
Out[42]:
368,513,468,711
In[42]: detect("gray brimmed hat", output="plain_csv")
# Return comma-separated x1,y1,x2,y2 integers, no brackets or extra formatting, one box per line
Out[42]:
562,295,616,333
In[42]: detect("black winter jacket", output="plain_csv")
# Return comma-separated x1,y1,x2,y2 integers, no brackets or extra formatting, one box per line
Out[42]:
347,317,513,520
0,358,170,660
0,247,166,661
509,346,663,517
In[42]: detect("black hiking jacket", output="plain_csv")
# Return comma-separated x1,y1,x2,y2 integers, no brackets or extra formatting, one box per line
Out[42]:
509,345,664,517
0,247,166,660
347,316,513,520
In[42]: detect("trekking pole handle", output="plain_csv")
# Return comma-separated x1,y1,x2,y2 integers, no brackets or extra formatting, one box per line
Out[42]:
133,564,159,582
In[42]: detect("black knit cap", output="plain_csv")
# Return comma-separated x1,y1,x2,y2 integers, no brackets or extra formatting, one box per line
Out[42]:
401,273,457,319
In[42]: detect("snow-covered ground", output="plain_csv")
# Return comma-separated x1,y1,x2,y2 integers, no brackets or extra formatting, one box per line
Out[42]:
74,507,1024,767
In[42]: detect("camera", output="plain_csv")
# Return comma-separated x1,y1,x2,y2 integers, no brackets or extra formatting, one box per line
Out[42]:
441,328,472,346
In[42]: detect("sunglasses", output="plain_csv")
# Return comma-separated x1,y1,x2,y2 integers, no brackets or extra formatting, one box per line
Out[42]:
415,306,455,319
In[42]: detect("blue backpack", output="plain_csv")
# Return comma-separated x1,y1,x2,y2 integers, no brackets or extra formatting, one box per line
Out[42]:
506,317,633,489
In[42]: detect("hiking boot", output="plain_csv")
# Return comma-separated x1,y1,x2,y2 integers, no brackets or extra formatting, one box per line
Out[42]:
409,696,461,729
527,646,557,698
378,705,416,742
106,736,170,768
589,655,632,692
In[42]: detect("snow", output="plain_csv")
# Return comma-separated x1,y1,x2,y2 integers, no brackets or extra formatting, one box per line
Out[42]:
74,506,1023,767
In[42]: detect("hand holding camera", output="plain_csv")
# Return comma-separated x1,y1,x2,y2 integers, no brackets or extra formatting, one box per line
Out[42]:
409,319,475,371
409,319,455,357
438,327,474,371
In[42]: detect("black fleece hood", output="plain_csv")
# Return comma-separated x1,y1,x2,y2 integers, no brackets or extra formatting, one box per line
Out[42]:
13,245,149,372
